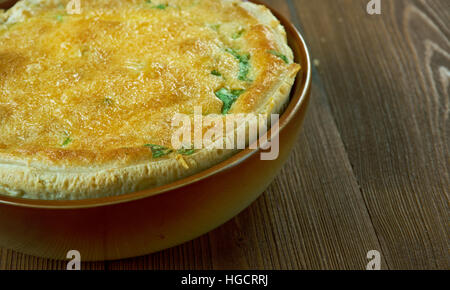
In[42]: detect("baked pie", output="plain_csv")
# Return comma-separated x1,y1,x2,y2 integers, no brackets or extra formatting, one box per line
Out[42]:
0,0,300,199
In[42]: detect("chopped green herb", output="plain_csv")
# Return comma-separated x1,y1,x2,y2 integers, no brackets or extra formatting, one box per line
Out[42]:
230,89,245,96
226,48,251,82
211,70,221,77
238,61,250,81
104,97,113,105
268,50,289,64
56,15,64,22
232,29,245,39
145,144,173,158
225,48,241,60
208,24,221,31
145,1,168,9
215,88,245,114
154,4,168,9
62,137,72,147
178,148,195,155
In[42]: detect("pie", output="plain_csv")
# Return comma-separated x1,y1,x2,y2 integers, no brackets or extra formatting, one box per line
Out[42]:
0,0,300,199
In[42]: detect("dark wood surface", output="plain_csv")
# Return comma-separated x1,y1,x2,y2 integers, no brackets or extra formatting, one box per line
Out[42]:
0,0,448,270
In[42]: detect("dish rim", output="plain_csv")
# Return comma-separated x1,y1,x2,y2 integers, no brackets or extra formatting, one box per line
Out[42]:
0,0,312,209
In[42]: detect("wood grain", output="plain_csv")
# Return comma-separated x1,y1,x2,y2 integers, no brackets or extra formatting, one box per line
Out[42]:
291,0,449,269
0,0,448,270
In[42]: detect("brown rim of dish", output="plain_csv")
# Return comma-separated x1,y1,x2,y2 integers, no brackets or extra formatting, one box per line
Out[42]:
0,0,312,209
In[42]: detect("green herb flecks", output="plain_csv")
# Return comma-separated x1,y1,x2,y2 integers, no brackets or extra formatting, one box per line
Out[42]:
268,50,289,64
232,29,245,39
215,88,245,114
56,14,64,22
211,70,221,77
145,1,168,9
177,148,196,155
145,144,173,158
238,61,250,81
61,130,73,147
208,24,221,31
104,97,113,105
154,4,168,9
62,137,72,147
226,48,251,82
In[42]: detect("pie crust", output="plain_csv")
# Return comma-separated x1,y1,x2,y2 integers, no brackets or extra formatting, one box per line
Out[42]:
0,0,300,199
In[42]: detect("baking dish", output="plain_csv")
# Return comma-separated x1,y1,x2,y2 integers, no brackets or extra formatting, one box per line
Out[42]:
0,0,311,261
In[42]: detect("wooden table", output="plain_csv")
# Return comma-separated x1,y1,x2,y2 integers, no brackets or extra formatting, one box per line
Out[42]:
0,0,448,270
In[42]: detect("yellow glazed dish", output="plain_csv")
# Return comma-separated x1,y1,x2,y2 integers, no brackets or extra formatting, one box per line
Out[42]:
0,0,311,261
0,0,300,200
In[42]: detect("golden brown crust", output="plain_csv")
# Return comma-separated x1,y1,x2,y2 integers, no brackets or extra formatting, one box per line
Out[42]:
0,0,300,199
